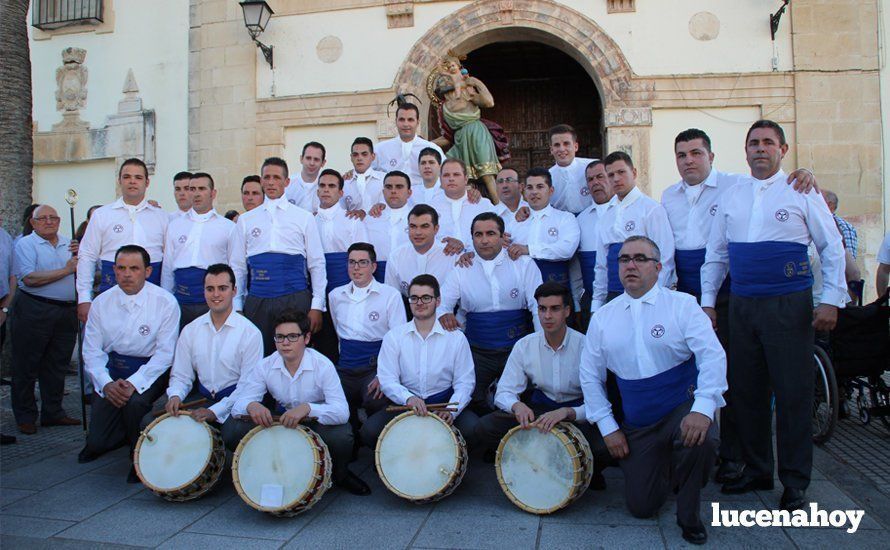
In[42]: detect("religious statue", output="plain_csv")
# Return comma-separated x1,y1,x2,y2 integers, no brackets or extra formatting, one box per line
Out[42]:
429,52,510,204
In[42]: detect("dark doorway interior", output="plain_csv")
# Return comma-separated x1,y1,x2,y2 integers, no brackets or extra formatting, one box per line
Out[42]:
428,41,603,176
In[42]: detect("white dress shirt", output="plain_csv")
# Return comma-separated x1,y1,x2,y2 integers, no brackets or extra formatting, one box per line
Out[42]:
364,205,411,262
231,348,349,424
167,310,263,422
83,283,180,396
315,203,368,254
700,170,847,308
231,196,327,310
415,180,443,205
592,186,676,311
495,199,529,234
429,192,497,247
285,173,320,213
495,329,587,421
76,198,168,303
385,243,455,296
575,200,613,301
169,210,189,221
661,169,746,251
342,169,386,212
329,280,407,341
377,319,475,415
508,205,581,261
549,157,596,214
580,285,727,436
373,136,445,188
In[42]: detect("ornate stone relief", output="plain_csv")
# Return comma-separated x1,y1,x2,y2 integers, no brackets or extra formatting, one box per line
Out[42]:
53,47,89,131
385,0,413,29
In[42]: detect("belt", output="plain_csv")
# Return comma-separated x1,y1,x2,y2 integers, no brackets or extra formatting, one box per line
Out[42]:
20,290,76,307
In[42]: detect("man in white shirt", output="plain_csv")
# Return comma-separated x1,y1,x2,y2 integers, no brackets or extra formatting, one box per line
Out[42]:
384,204,456,301
576,160,614,326
154,264,262,427
493,167,528,228
581,236,726,545
76,158,169,323
161,172,239,329
592,151,676,312
231,157,327,356
548,124,596,214
439,213,542,413
416,147,444,205
285,141,326,213
221,309,369,495
364,171,413,283
702,120,846,511
240,175,264,213
360,274,477,448
77,245,180,483
342,137,387,213
429,158,497,248
171,171,193,220
373,103,445,188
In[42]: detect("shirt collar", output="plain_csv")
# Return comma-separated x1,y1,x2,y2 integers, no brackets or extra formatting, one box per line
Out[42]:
30,232,63,247
753,169,787,188
265,195,289,211
478,248,507,267
188,208,218,223
530,204,553,220
112,197,149,211
620,284,661,309
445,192,468,205
542,329,571,352
409,318,447,337
200,309,238,330
618,186,642,208
317,202,342,220
389,204,409,220
271,350,315,374
345,279,379,298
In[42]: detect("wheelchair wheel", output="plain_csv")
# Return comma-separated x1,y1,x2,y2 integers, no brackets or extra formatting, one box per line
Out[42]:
812,346,838,444
867,375,890,430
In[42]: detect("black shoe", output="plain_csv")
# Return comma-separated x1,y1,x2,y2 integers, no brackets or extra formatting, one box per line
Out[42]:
483,448,497,464
589,470,607,491
780,488,806,511
721,476,773,494
0,434,16,445
677,520,707,545
127,465,141,484
337,471,371,496
77,446,101,464
715,460,745,484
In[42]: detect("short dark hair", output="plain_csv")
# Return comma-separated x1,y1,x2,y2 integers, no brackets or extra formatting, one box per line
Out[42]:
261,157,289,178
348,242,377,264
115,245,150,268
746,119,786,146
396,103,420,119
351,137,374,153
409,203,439,226
674,128,712,153
384,170,411,189
119,158,148,178
190,171,215,190
241,175,261,190
534,281,572,307
623,235,661,261
224,210,239,221
409,274,440,298
319,168,344,189
441,157,467,176
525,167,552,187
302,141,326,160
419,147,442,164
173,171,193,182
204,263,236,286
585,160,604,172
604,151,634,170
471,212,505,236
548,124,577,141
273,309,311,336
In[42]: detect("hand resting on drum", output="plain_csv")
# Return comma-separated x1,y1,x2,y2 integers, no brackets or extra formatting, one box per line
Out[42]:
511,402,535,428
406,396,428,416
165,396,182,416
280,403,311,428
534,407,575,433
190,408,217,423
246,402,275,427
433,410,454,425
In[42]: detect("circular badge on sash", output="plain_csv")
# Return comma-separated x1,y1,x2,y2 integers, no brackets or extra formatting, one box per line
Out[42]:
368,311,380,321
784,262,796,278
624,221,636,232
548,227,559,237
650,324,665,338
250,227,262,238
138,324,151,336
775,209,789,222
112,224,124,233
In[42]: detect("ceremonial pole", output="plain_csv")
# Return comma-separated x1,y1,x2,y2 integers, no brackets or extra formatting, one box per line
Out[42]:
65,189,88,433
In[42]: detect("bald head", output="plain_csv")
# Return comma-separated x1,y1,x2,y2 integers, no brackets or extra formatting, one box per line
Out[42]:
30,205,61,240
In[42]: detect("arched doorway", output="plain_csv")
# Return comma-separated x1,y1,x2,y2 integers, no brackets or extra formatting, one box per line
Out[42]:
427,41,603,176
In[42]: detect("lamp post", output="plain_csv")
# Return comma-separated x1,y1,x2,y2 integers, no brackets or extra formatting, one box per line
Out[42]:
240,0,274,69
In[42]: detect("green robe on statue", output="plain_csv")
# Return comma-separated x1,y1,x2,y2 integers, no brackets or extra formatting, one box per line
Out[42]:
444,105,501,180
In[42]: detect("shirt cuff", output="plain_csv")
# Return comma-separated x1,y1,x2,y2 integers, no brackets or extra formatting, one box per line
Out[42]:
700,292,717,309
165,388,188,401
93,371,114,397
595,415,620,437
310,296,326,312
818,290,849,309
209,402,229,423
691,397,717,421
572,405,586,422
127,371,152,395
590,300,603,313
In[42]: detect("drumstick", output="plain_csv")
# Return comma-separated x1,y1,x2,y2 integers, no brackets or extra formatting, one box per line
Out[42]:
386,402,459,412
152,398,209,417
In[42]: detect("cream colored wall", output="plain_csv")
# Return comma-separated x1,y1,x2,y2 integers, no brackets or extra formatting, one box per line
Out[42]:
284,122,379,175
33,161,118,239
882,0,890,231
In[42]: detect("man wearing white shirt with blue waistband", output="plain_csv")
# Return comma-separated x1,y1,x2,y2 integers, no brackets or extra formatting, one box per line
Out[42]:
285,142,326,213
342,137,386,213
373,103,445,189
76,158,168,324
161,172,239,329
231,157,327,356
701,120,846,512
429,158,497,249
170,171,193,220
416,147,444,205
548,124,596,214
384,204,456,301
493,167,528,230
364,171,413,284
576,160,614,325
581,236,726,545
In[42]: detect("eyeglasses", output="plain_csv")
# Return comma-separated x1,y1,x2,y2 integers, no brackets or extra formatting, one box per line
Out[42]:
273,332,304,343
617,254,659,265
348,259,373,268
33,216,61,223
496,177,518,184
407,294,435,304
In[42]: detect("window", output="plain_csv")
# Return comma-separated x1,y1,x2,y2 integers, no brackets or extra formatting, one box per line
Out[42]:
32,0,103,30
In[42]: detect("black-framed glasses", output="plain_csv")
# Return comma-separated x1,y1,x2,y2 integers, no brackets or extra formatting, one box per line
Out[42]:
496,177,518,184
33,216,61,223
273,332,304,343
617,254,659,265
348,259,372,268
408,294,435,304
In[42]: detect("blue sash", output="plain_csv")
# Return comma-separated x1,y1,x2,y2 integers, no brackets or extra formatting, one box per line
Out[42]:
534,259,570,287
324,252,350,294
606,243,624,293
247,252,307,298
373,261,386,284
106,352,151,380
99,260,162,293
196,381,237,403
465,309,530,349
173,267,206,304
530,389,583,412
616,357,697,429
675,248,730,297
425,387,454,405
728,241,812,298
338,339,382,370
578,250,597,296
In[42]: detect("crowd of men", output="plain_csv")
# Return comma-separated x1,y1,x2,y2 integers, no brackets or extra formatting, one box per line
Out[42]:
1,105,883,544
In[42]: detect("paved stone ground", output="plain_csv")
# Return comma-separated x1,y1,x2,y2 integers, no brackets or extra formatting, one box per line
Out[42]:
1,376,888,549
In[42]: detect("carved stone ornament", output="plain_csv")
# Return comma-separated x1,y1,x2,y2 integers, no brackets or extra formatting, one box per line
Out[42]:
604,107,653,127
56,47,88,112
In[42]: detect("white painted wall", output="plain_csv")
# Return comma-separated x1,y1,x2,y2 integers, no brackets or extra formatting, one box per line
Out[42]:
284,122,379,176
33,160,117,239
28,0,189,214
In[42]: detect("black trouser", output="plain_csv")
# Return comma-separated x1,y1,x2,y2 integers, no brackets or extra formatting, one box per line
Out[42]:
179,303,209,331
10,292,77,425
85,372,169,458
337,366,387,428
729,289,814,490
620,400,718,528
221,417,354,482
244,289,312,357
469,346,511,415
360,402,479,450
313,307,339,365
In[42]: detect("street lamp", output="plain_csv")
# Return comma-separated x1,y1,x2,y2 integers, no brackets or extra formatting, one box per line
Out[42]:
240,0,274,69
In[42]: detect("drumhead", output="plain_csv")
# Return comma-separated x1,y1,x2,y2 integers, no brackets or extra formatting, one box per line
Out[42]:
376,413,460,500
497,426,578,513
235,425,318,511
136,414,213,491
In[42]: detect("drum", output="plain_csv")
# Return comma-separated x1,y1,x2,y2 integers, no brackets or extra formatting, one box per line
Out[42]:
134,412,225,502
495,422,594,514
375,411,468,503
232,423,332,517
